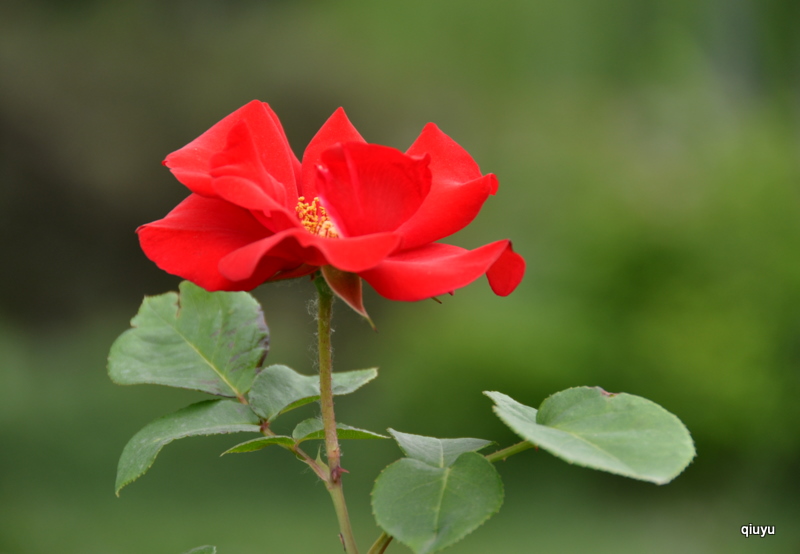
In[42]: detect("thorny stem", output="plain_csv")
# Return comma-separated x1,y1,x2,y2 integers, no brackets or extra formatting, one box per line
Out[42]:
367,531,393,554
484,441,535,463
315,274,360,553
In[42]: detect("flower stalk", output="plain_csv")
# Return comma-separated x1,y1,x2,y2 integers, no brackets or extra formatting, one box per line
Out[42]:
315,273,359,553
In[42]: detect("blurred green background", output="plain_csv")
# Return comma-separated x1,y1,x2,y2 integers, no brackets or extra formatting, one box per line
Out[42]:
1,1,799,552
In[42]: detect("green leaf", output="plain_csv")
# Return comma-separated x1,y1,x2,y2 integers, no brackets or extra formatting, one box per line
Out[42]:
485,388,695,484
331,368,379,395
182,547,216,554
388,429,492,468
372,452,503,554
116,399,260,495
220,436,294,455
292,418,388,442
108,281,268,399
248,365,377,421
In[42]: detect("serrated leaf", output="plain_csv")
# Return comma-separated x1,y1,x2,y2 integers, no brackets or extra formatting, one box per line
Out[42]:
248,365,377,421
388,429,492,468
109,281,268,399
221,436,294,455
292,418,388,442
485,388,695,484
372,452,503,554
116,399,260,495
182,547,216,554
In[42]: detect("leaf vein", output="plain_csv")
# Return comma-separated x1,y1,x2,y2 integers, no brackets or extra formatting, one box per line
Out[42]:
150,303,241,398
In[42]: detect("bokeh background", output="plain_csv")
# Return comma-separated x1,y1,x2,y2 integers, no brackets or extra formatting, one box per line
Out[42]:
1,1,799,552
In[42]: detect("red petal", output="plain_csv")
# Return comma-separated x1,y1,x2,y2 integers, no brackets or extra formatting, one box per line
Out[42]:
137,194,295,291
317,143,431,237
264,103,304,189
300,107,365,199
396,123,499,249
218,228,401,282
359,240,524,301
165,101,299,198
406,123,491,191
210,173,299,234
395,173,498,250
209,120,300,231
486,242,526,296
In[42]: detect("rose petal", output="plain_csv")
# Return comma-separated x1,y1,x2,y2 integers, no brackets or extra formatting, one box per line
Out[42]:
394,173,498,250
218,228,401,282
263,103,304,188
485,241,526,296
300,107,365,199
165,101,299,198
317,143,431,237
210,172,299,234
359,240,523,301
209,120,300,231
137,194,295,291
406,123,493,191
210,119,298,209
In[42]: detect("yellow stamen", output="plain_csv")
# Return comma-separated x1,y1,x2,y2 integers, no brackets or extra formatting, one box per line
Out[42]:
296,196,339,238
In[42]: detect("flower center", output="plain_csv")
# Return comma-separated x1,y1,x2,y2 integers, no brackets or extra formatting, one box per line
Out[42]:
296,196,339,238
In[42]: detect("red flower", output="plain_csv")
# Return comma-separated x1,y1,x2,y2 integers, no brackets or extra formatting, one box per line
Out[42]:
138,101,524,312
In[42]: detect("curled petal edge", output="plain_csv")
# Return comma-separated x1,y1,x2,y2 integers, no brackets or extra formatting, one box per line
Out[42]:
359,240,525,302
486,242,525,296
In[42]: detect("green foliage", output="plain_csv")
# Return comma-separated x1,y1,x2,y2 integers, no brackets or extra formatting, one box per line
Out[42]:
486,388,695,484
221,436,295,455
291,418,387,442
372,452,503,554
115,400,261,495
108,282,268,399
108,281,382,494
388,429,492,468
247,364,377,421
182,547,216,554
221,420,387,456
106,280,387,496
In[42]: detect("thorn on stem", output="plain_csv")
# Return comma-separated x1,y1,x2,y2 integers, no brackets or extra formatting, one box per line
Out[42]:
331,465,350,482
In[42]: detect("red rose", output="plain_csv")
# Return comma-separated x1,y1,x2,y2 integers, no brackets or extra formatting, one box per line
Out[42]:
138,101,524,311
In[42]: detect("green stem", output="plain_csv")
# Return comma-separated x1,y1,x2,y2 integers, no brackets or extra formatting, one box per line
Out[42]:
484,441,535,463
260,426,328,482
315,274,360,553
367,532,393,554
